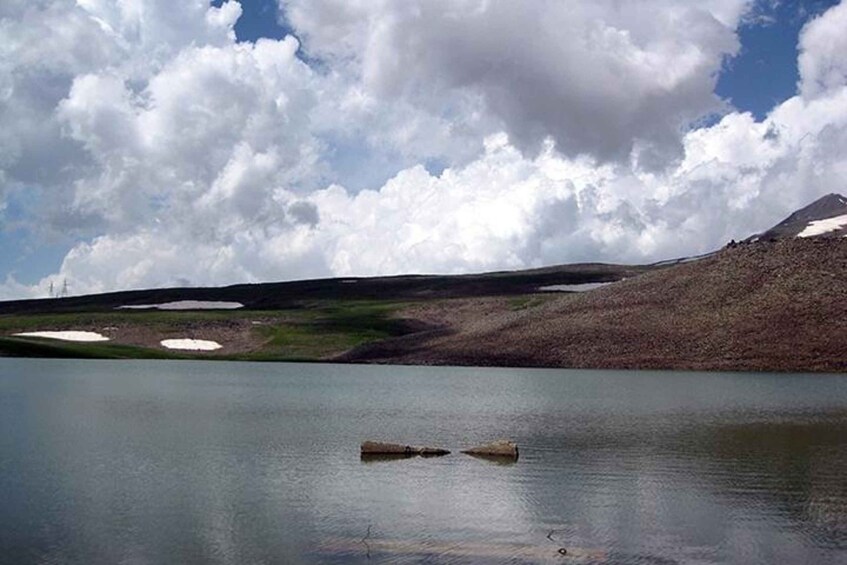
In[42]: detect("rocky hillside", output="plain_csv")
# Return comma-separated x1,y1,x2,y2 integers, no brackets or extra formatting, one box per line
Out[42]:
750,193,847,241
344,238,847,372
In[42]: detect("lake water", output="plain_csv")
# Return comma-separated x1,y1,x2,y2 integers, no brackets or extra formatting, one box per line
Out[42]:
1,359,846,564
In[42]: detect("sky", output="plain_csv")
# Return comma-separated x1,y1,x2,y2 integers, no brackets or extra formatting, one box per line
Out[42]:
0,0,845,299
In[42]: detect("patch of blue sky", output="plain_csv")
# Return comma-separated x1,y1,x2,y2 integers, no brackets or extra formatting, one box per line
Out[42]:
716,0,840,120
0,228,72,287
0,189,77,285
319,135,409,193
209,0,329,69
210,0,291,42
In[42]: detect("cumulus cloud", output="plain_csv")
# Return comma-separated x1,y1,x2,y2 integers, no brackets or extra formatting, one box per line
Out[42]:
285,0,746,164
0,0,247,232
0,1,115,198
2,0,847,299
798,1,847,99
306,72,847,275
54,36,321,232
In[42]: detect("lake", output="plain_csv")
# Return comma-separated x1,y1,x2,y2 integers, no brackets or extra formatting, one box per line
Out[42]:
1,359,845,564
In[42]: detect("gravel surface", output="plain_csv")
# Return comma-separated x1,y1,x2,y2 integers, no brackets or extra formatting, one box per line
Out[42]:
341,239,847,373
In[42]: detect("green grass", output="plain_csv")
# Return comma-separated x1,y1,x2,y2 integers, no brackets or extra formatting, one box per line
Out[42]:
0,337,186,360
245,300,411,360
0,300,413,362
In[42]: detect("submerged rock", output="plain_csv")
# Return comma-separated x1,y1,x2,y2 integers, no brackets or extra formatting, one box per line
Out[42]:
360,441,450,457
461,440,518,459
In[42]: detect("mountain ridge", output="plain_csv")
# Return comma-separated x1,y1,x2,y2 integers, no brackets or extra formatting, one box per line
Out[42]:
748,192,847,241
2,193,846,372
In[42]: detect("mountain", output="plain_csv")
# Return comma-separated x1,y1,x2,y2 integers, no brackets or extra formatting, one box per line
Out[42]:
2,194,847,372
748,193,847,241
343,237,847,372
340,194,847,372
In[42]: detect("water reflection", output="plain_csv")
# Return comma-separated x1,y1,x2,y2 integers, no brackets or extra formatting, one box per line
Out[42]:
463,453,519,466
0,359,845,564
360,453,418,463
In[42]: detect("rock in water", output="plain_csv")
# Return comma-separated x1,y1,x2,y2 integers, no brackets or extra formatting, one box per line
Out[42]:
417,446,451,456
461,440,518,459
360,441,450,456
361,441,414,455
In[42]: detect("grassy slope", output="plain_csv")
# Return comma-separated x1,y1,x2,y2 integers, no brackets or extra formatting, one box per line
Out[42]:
0,261,641,363
0,337,184,360
0,300,415,362
244,301,415,361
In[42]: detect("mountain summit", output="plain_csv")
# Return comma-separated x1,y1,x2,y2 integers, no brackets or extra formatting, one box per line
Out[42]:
752,193,847,241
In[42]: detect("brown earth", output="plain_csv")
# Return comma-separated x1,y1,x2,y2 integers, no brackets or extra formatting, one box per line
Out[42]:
96,317,272,355
339,238,847,372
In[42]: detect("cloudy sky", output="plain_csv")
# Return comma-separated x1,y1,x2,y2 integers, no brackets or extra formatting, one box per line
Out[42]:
0,0,845,299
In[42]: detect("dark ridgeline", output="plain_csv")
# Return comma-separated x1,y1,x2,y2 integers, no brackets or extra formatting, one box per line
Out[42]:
6,192,846,316
0,263,646,315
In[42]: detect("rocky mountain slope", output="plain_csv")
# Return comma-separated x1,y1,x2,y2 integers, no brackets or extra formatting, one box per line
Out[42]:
749,193,847,241
341,194,847,372
343,238,847,372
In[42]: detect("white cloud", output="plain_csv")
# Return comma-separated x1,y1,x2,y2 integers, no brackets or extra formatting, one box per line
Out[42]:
798,1,847,99
3,0,847,300
307,73,847,276
51,36,321,233
285,0,746,163
0,275,41,302
0,1,117,196
0,0,248,234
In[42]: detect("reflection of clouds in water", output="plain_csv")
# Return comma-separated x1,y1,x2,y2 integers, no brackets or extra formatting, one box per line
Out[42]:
300,454,536,544
31,368,311,564
514,414,847,563
6,361,847,564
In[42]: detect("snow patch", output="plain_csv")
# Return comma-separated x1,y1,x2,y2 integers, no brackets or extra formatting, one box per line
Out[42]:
538,282,613,292
118,301,244,310
13,331,110,342
160,339,222,351
797,214,847,237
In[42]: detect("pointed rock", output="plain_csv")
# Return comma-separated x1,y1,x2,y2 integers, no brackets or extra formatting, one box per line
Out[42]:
461,439,518,459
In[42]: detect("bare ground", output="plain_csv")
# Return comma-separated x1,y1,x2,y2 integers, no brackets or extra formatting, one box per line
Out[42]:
339,239,847,373
96,318,272,355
